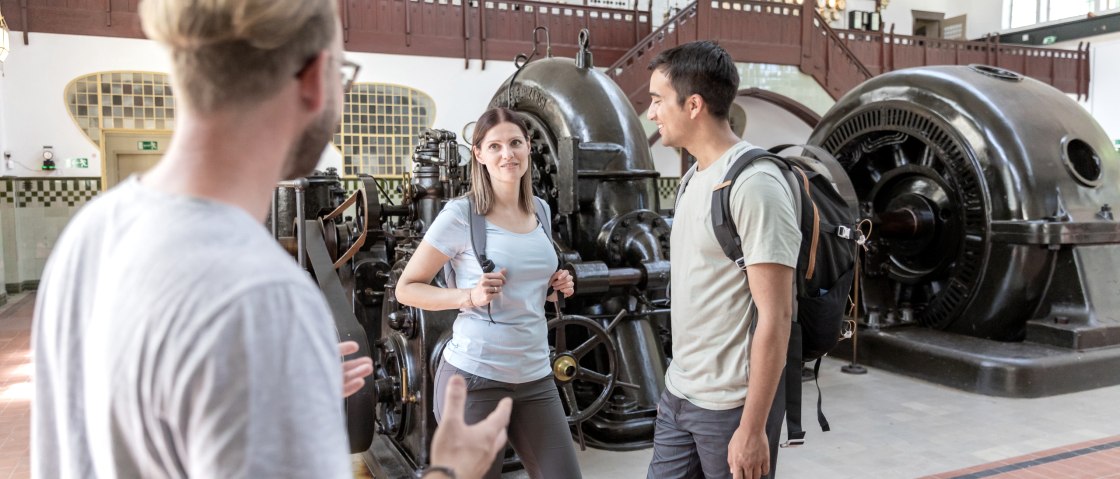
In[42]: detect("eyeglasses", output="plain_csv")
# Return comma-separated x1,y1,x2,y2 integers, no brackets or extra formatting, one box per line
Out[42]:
340,59,360,94
296,55,361,94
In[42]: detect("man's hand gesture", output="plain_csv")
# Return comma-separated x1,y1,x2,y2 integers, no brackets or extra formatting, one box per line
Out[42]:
429,375,512,479
339,341,374,398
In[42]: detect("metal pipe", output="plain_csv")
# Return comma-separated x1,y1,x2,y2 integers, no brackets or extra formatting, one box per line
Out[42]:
874,207,936,239
607,267,642,286
271,187,279,239
290,178,310,270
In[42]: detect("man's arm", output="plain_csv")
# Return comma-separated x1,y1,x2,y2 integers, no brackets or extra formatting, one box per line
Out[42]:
728,263,793,479
724,163,800,479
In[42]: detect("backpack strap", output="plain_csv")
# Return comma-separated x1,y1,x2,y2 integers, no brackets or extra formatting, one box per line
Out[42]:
467,196,494,273
710,148,789,272
711,148,834,445
533,197,552,239
675,163,698,213
534,196,571,301
768,143,835,163
781,320,806,447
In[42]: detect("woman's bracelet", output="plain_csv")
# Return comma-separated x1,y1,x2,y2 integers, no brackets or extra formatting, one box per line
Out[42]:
416,465,457,478
464,288,476,308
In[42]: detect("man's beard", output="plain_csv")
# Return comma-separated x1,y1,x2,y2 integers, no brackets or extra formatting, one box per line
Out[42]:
282,100,338,180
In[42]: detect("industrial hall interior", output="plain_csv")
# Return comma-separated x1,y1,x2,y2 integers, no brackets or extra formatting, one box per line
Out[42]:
2,0,1120,477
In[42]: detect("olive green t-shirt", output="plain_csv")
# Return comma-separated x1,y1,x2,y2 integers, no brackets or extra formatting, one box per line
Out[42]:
666,141,801,410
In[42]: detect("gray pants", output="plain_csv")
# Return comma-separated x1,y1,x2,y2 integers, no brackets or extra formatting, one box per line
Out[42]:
434,361,582,479
646,387,784,479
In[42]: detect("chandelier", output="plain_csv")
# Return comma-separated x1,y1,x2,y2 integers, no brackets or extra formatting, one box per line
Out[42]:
774,0,848,22
0,7,10,63
816,0,847,22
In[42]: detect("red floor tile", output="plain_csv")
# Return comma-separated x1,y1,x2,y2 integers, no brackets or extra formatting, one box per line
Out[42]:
924,435,1120,479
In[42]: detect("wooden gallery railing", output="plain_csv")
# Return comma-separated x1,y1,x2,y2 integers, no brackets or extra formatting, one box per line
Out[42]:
837,26,1091,100
1,0,651,69
606,3,701,113
608,0,871,110
348,0,651,67
607,0,1090,112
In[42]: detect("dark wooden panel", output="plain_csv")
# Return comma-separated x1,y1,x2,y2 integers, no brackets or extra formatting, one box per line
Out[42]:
3,0,1089,101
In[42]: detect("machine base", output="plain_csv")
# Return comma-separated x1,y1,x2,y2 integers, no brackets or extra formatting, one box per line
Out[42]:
361,436,417,479
837,325,1120,398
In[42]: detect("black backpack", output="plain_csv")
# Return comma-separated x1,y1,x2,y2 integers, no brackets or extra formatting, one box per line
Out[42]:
676,144,860,446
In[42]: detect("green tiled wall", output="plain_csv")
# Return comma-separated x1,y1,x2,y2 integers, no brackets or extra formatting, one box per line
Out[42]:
1,177,102,294
0,174,677,298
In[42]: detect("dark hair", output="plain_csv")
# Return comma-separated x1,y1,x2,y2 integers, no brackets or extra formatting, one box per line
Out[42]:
469,107,534,215
648,40,739,120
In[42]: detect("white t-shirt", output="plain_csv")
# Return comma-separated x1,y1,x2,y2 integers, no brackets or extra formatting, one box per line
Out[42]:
422,197,556,384
666,141,801,410
32,177,350,478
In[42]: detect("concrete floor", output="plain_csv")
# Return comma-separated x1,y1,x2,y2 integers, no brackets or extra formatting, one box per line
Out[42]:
5,292,1120,478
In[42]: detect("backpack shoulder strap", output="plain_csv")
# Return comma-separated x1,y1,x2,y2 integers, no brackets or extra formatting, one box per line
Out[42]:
710,148,790,270
533,197,552,238
467,196,489,271
768,143,835,163
674,163,699,212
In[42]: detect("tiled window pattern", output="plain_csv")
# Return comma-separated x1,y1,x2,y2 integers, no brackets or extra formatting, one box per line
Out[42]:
656,177,680,210
340,177,406,205
4,178,101,208
67,74,434,178
335,84,436,177
65,72,176,146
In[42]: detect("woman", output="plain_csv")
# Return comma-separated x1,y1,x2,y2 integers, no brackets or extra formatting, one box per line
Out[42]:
395,107,581,479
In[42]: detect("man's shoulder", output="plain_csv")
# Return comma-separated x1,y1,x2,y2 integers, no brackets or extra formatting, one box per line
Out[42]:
730,156,793,200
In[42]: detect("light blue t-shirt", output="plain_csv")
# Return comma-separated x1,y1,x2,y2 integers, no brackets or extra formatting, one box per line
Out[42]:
423,197,557,384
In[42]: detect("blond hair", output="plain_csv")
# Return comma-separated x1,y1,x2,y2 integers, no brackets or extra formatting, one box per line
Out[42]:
139,0,338,113
469,108,534,215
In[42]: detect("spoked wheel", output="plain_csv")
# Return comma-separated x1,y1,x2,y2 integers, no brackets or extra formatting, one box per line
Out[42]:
547,313,637,425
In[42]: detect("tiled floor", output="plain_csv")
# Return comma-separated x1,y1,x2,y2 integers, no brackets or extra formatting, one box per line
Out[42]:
4,292,1120,478
0,294,33,479
920,435,1120,479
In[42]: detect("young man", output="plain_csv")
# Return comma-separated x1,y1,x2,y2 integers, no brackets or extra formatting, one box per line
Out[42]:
646,41,800,479
31,1,510,478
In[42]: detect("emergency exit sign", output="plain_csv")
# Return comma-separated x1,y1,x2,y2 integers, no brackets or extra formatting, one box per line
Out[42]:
138,140,159,151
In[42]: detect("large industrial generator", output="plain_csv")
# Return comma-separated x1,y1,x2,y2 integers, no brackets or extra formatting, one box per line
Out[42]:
268,38,1120,476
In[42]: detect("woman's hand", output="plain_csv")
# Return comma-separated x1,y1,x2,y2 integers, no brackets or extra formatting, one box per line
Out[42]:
468,268,507,308
546,269,575,302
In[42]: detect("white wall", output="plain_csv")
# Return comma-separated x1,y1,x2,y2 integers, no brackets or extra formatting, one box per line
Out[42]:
738,96,816,149
2,32,171,177
1047,34,1120,148
946,0,1004,40
0,32,518,178
1084,38,1120,147
843,0,1002,39
890,0,952,35
0,65,7,291
1,64,8,164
